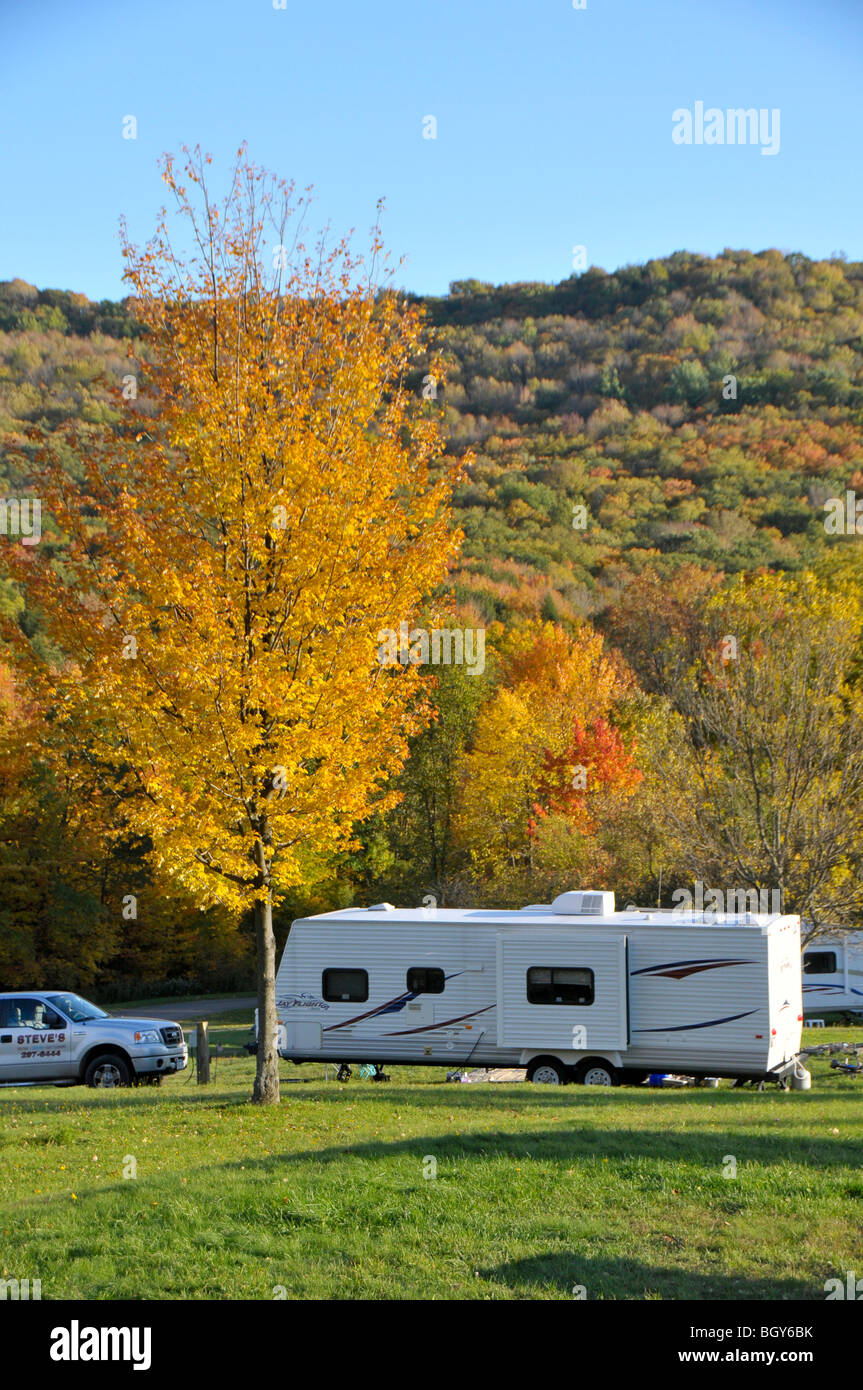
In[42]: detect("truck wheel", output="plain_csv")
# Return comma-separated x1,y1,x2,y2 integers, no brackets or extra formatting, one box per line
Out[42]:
84,1054,132,1089
525,1057,569,1085
574,1058,619,1087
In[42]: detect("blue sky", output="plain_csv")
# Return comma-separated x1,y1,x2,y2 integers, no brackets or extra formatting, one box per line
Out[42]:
2,0,861,301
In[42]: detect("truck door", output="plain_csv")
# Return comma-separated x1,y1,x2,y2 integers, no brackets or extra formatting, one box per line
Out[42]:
0,998,71,1083
0,999,19,1081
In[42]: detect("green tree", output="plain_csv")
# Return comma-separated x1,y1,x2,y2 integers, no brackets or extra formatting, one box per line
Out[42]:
649,572,863,938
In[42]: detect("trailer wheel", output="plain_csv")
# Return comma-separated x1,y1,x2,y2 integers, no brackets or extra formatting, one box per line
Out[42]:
525,1057,569,1085
574,1058,619,1087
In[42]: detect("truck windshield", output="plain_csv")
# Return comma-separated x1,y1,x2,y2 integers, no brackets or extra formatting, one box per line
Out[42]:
45,993,108,1023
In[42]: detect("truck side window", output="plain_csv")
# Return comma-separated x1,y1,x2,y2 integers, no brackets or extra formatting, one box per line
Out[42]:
406,967,445,994
803,952,837,975
0,1001,25,1027
9,999,44,1028
322,969,369,1002
527,967,595,1006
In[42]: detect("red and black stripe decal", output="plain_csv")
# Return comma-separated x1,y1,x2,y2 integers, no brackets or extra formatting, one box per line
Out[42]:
631,958,754,980
383,1005,496,1036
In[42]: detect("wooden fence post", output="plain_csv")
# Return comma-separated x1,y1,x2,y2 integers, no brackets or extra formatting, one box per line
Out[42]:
196,1020,210,1084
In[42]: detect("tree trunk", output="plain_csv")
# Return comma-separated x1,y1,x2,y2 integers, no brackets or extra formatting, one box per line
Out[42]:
252,885,280,1104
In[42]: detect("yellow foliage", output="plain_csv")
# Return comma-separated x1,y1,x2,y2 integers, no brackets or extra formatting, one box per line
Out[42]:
453,621,634,883
6,149,465,913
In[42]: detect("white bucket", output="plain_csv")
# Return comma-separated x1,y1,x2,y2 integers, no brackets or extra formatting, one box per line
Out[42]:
790,1061,812,1091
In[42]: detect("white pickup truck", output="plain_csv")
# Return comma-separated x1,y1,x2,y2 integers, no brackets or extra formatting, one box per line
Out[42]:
0,991,188,1088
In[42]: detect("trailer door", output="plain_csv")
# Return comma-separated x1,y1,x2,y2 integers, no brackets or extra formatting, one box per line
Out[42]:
496,933,628,1051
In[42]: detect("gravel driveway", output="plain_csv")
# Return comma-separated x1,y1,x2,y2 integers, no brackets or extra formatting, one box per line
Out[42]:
111,995,255,1020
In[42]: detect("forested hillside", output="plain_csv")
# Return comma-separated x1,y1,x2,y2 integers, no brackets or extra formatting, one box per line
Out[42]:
2,250,863,992
417,250,863,625
4,249,863,621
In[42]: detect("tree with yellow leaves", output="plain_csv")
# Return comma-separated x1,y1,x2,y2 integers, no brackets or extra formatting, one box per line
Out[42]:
4,147,463,1102
452,622,639,901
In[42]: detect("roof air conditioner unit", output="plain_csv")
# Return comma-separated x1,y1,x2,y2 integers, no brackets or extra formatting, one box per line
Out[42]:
550,890,615,916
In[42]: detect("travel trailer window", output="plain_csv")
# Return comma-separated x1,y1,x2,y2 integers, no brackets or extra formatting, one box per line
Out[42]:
322,969,369,1002
803,951,837,975
526,967,595,1006
406,967,445,994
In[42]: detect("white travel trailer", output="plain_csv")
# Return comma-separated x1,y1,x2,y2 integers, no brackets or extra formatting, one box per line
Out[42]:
802,933,863,1016
271,890,805,1085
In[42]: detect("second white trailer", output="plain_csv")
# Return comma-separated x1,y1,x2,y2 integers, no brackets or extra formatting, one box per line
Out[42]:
802,933,863,1015
271,889,804,1085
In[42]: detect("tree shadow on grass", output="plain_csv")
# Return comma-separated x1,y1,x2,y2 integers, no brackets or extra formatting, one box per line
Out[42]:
478,1250,820,1301
3,1078,861,1161
202,1121,863,1177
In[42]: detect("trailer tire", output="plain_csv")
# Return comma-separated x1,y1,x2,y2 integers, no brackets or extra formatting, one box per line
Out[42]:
525,1056,569,1085
574,1058,619,1087
84,1053,132,1089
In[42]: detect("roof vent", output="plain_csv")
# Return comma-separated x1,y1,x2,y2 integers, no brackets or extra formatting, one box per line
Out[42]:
551,890,615,916
366,902,395,911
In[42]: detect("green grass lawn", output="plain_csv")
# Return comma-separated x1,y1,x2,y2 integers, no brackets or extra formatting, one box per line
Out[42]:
1,1025,861,1301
